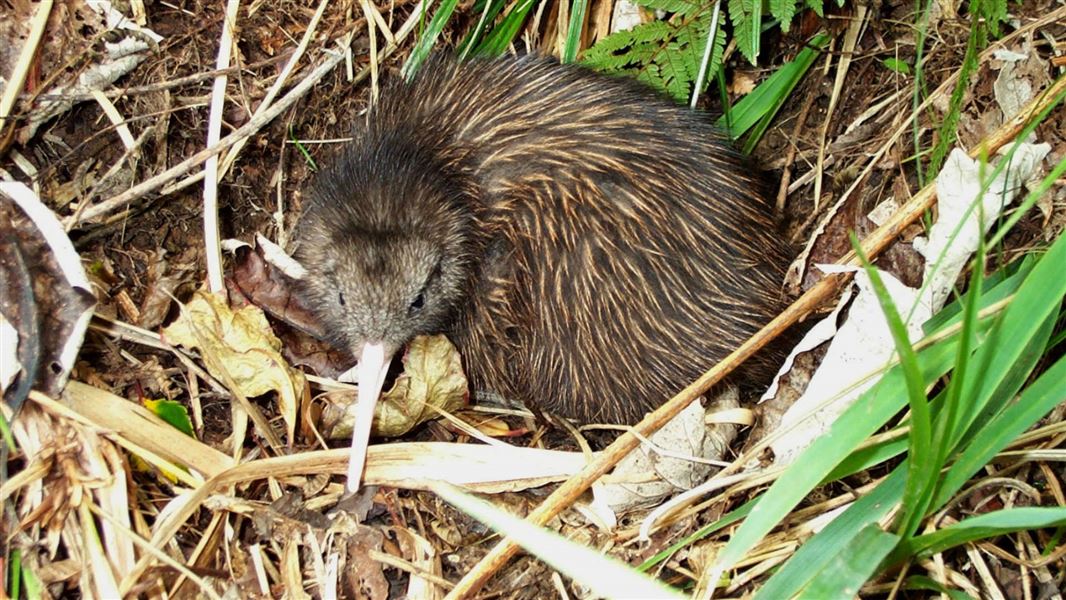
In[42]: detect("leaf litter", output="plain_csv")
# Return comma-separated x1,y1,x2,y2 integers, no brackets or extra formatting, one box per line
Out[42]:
1,0,1064,597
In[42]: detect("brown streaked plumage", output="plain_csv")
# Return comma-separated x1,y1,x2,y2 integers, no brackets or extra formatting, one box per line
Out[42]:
297,54,793,427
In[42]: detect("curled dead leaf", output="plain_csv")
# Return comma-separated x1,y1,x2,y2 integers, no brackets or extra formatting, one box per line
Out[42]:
161,289,305,443
322,335,468,439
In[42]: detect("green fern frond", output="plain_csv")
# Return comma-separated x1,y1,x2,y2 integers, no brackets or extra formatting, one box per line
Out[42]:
978,0,1009,38
583,21,673,73
806,0,825,17
582,3,724,102
770,0,799,32
729,0,758,64
638,0,703,13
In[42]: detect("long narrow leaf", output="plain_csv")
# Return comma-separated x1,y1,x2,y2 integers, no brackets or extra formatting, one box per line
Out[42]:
473,0,536,57
905,576,978,600
922,255,1034,335
638,500,754,572
934,237,983,467
457,0,506,58
852,235,937,539
432,483,685,598
949,230,1066,450
561,0,588,63
718,34,827,140
934,351,1066,509
796,523,899,599
892,507,1066,563
402,0,460,79
755,469,906,599
711,336,960,585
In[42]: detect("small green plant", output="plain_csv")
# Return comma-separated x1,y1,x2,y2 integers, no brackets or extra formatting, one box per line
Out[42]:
924,0,1010,180
882,57,911,75
705,129,1066,595
582,0,728,102
582,0,830,102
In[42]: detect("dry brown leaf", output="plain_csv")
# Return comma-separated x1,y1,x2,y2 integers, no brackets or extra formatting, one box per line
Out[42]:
161,289,304,443
730,71,758,96
322,335,468,439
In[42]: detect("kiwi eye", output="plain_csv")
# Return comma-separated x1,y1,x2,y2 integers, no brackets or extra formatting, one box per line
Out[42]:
338,292,346,306
409,292,425,313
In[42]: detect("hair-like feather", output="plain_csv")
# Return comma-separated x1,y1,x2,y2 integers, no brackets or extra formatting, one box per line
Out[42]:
297,54,793,424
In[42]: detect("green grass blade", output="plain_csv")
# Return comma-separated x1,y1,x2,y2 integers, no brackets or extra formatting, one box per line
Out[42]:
922,255,1034,335
893,507,1066,563
711,335,960,584
8,548,21,600
945,230,1066,453
905,576,977,600
472,0,536,57
755,469,906,599
988,151,1066,249
930,228,985,471
852,235,936,539
402,0,460,79
924,0,986,179
795,523,899,599
431,482,686,598
561,0,589,63
934,351,1066,509
638,500,754,572
457,0,506,59
718,33,827,141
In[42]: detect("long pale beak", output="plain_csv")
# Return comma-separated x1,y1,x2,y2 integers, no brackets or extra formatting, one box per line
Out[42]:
346,341,392,492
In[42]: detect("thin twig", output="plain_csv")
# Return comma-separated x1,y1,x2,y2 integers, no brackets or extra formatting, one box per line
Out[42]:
63,47,347,229
203,0,243,293
811,5,868,211
35,54,291,102
0,0,53,132
217,0,332,181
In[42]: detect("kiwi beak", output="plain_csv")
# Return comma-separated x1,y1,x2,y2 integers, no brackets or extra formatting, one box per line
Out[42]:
346,341,392,492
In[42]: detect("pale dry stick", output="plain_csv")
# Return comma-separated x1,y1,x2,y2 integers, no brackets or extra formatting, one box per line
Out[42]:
0,0,52,132
62,47,347,229
775,86,818,212
203,0,243,294
787,4,1066,289
811,4,868,211
39,55,291,102
555,0,569,57
249,543,271,595
980,530,1066,569
638,294,1015,542
443,69,1066,600
165,512,227,598
366,1,397,46
368,549,456,589
87,502,223,600
45,386,230,482
217,0,332,181
120,450,347,592
778,87,909,193
67,128,154,231
273,111,292,248
362,0,381,104
89,90,137,150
